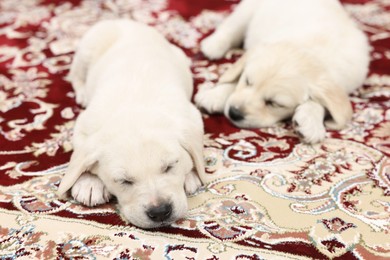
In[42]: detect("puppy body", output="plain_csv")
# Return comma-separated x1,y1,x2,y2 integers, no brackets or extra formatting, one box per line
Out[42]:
196,0,370,143
58,20,205,229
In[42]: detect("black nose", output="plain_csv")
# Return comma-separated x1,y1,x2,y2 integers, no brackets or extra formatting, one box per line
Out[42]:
146,203,172,222
228,107,244,121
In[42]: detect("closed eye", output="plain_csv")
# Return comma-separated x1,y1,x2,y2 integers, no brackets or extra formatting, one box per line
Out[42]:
162,160,178,173
245,77,253,86
163,165,173,173
121,179,134,185
115,178,135,186
265,99,285,108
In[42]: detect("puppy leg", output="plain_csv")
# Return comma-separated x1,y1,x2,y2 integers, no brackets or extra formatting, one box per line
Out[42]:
293,100,327,144
71,172,111,207
201,0,257,59
68,48,90,107
184,170,202,195
68,21,121,106
195,83,235,113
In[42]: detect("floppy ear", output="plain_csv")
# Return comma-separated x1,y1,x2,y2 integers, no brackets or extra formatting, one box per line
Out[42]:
219,53,248,84
57,146,99,198
310,79,353,130
179,106,206,184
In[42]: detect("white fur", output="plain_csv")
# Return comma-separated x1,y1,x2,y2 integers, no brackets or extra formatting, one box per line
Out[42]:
195,83,235,113
57,20,205,229
71,172,112,206
196,0,370,143
293,100,326,144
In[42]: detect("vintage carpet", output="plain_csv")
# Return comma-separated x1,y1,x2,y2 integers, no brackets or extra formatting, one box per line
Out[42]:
0,0,389,259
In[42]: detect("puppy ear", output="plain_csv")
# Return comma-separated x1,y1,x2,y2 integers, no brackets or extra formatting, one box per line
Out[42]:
179,106,205,183
310,79,353,130
57,146,99,198
219,53,247,84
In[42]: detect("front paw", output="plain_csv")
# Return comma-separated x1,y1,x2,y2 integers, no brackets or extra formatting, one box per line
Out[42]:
71,172,111,207
184,171,202,195
201,34,230,60
195,83,233,114
292,115,326,144
73,85,88,107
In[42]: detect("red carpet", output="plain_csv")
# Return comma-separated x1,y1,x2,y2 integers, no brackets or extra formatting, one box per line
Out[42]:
0,0,389,259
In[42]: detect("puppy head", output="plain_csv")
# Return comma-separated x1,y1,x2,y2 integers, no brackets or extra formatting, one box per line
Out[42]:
58,109,204,229
221,45,309,128
221,44,353,129
96,135,194,229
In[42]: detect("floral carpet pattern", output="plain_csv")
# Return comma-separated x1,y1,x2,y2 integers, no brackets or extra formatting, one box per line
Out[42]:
0,0,389,259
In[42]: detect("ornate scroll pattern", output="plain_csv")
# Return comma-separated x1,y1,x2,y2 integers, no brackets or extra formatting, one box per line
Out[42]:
0,0,389,259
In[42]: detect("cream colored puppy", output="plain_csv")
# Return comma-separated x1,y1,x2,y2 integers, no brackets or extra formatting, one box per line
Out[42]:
195,0,370,143
57,20,205,229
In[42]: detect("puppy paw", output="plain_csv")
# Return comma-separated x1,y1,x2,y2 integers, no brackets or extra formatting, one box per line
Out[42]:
195,83,234,114
184,171,202,195
293,115,326,144
293,101,327,144
201,34,230,60
73,85,88,107
71,172,111,207
68,68,88,107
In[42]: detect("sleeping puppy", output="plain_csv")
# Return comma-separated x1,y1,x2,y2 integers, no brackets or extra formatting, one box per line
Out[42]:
57,20,205,229
195,0,370,143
